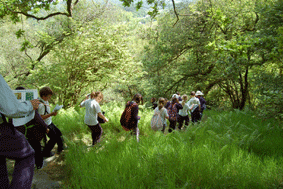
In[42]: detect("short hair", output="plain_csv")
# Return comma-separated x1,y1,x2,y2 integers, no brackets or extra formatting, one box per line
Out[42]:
15,86,25,90
90,91,103,99
132,93,143,104
190,91,195,96
39,87,53,97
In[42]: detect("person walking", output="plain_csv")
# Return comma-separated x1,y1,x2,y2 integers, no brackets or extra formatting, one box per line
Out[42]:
196,91,206,120
80,91,108,146
167,94,183,133
178,95,190,130
120,93,143,142
187,91,201,123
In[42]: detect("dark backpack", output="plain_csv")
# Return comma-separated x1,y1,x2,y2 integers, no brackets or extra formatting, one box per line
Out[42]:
168,103,178,122
120,101,138,131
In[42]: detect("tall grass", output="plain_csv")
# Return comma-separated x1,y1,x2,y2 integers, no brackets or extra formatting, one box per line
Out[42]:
52,103,283,188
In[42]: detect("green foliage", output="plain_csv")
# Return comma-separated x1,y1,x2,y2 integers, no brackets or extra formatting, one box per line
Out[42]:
0,0,60,21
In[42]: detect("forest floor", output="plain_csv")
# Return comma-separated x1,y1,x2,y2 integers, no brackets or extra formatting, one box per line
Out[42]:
7,149,66,189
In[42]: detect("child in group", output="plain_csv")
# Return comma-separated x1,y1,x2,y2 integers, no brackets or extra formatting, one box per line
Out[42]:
151,97,169,133
38,87,64,157
80,91,108,146
187,91,201,123
176,92,182,102
150,97,158,110
178,95,190,130
167,94,183,133
120,93,143,142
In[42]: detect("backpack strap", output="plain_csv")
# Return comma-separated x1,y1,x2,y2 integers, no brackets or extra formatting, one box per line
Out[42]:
39,99,49,115
38,99,48,147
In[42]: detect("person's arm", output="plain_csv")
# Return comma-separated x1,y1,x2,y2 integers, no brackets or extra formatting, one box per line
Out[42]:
178,103,183,110
98,112,108,122
38,103,57,120
197,99,201,111
132,105,140,121
164,109,169,119
96,103,108,122
0,75,37,118
40,112,57,120
80,97,87,108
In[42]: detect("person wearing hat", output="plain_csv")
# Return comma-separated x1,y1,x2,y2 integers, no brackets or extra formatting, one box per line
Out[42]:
187,91,201,123
196,91,206,120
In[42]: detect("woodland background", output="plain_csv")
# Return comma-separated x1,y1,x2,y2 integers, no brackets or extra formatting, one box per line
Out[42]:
0,0,282,120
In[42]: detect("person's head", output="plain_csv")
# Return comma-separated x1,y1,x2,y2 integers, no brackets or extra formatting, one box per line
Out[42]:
164,98,168,104
39,87,53,101
91,91,103,103
132,93,143,105
181,94,188,106
195,91,203,98
158,97,165,110
171,94,179,104
15,86,25,90
176,92,180,96
151,97,156,103
190,91,195,97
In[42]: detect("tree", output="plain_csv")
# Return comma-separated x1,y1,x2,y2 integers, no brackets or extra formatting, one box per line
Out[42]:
141,0,273,109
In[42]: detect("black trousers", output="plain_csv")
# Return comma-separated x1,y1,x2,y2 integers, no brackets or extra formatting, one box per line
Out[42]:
15,126,44,168
168,120,177,133
178,115,190,129
87,124,103,145
43,123,63,154
191,109,201,123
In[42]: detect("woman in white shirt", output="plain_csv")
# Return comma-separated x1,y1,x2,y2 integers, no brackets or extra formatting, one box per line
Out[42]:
187,91,201,123
178,95,190,130
80,91,108,146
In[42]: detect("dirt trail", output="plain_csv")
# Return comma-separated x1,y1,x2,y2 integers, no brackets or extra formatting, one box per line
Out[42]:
7,153,66,189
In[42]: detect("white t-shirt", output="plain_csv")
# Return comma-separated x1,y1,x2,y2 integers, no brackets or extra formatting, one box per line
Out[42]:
38,98,52,125
154,107,168,125
80,99,101,126
187,97,200,112
179,103,190,116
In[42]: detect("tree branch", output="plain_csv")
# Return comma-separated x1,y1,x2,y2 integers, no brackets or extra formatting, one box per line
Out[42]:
3,0,80,21
171,0,179,27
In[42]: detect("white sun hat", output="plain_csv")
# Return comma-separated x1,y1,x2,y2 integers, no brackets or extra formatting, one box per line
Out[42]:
195,91,204,96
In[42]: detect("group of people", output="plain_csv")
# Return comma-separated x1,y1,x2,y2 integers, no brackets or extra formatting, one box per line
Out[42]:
150,91,206,133
0,71,206,188
80,90,206,147
0,74,64,189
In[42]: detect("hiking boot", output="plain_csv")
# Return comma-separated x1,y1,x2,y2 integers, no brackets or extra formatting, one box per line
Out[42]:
43,151,55,157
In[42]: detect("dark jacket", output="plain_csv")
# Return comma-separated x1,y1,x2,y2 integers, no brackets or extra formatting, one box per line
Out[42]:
120,101,140,130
